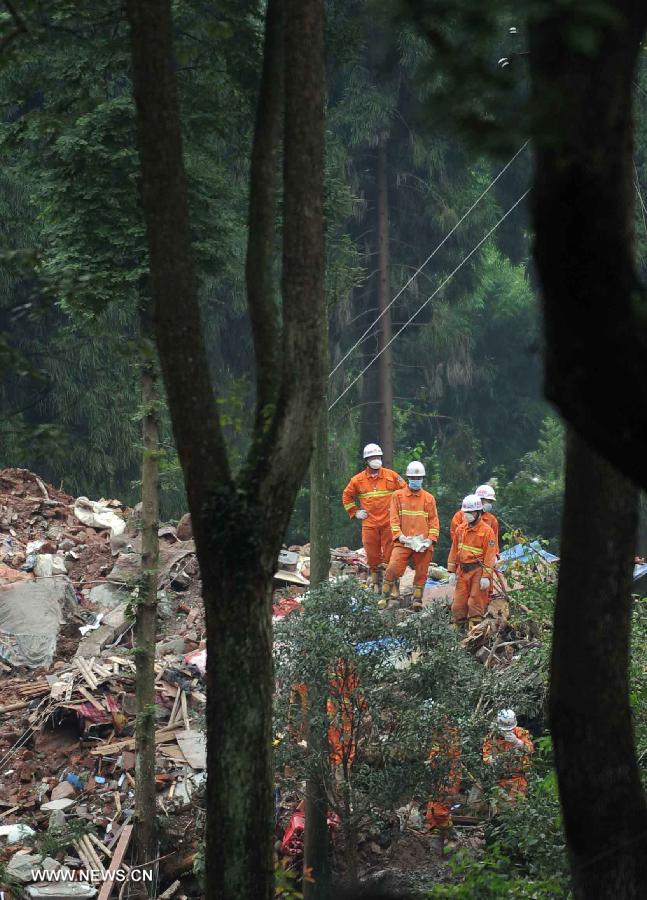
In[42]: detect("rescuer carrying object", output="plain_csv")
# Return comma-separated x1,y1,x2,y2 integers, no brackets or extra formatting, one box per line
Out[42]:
380,461,440,610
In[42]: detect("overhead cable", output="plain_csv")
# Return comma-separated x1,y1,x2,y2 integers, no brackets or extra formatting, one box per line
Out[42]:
328,141,529,380
328,188,531,412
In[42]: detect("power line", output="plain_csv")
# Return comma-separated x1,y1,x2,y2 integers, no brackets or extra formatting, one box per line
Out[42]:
328,140,529,380
328,188,531,412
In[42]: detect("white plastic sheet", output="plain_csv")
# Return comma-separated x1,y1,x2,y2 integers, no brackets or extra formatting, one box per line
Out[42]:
73,497,126,537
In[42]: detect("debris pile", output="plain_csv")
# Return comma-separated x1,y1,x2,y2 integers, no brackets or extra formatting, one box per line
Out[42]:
0,469,204,897
459,611,543,668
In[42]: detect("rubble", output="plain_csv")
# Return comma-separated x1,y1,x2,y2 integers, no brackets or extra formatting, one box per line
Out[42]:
0,469,205,897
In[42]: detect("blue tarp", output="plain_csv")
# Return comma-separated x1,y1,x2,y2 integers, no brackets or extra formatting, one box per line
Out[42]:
634,563,647,586
354,638,408,656
497,541,559,569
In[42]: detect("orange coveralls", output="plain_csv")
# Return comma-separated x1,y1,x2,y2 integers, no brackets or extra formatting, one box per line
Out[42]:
425,724,462,832
450,509,499,554
342,467,405,570
290,668,363,768
447,518,497,622
385,487,440,587
327,666,363,767
482,727,534,798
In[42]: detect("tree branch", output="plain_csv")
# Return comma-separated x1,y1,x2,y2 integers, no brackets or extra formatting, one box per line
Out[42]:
245,0,283,427
248,0,326,507
126,0,230,510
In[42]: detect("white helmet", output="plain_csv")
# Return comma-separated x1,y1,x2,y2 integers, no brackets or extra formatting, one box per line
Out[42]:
406,461,425,478
461,494,483,512
475,484,496,501
363,443,383,460
497,709,517,731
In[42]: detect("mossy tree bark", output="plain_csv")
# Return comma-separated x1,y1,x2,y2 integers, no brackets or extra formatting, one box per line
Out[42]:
134,301,159,884
304,405,332,900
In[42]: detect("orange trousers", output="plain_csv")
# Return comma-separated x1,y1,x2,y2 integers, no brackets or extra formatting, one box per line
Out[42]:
425,800,452,830
362,524,394,571
499,775,528,799
451,567,489,622
385,543,433,587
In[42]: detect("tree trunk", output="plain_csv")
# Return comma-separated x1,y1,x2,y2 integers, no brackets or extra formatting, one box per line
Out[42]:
127,0,325,895
304,405,331,899
358,283,380,454
549,432,647,897
529,2,647,489
134,307,160,879
528,9,647,894
376,139,394,468
309,406,330,588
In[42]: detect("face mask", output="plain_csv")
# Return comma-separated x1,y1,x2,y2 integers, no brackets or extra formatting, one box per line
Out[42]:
408,478,423,490
368,458,382,470
463,511,476,523
482,502,493,512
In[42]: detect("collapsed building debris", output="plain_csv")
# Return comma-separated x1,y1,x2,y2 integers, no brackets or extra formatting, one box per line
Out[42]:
0,469,204,897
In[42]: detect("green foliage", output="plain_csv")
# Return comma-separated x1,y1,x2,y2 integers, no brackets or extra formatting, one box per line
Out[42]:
274,865,304,898
37,818,92,859
497,417,565,550
431,749,569,896
275,579,550,841
430,845,567,898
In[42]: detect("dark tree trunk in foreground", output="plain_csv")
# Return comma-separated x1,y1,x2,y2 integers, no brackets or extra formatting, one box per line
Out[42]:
134,307,159,881
126,1,325,897
529,6,647,896
529,2,647,490
376,139,394,468
550,434,647,897
304,406,331,900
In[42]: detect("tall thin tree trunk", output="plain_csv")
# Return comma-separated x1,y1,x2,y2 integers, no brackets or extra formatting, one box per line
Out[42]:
550,432,647,897
304,405,331,899
134,307,160,880
376,138,394,468
358,280,380,453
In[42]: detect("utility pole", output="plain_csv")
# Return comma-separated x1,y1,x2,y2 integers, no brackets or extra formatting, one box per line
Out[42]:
376,136,394,467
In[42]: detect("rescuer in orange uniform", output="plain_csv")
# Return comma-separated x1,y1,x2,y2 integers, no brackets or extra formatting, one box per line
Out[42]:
327,663,363,770
289,665,364,771
425,718,462,855
380,461,440,610
482,708,534,801
449,484,499,554
342,443,405,591
447,494,497,631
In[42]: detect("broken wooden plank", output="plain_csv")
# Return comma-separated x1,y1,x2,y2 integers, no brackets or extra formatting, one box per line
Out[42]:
180,691,190,731
98,824,133,900
90,726,182,756
77,685,105,712
176,729,206,770
88,832,113,858
0,700,29,714
0,804,21,819
74,657,98,690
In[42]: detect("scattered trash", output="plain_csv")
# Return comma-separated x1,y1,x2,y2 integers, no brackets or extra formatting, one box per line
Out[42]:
73,498,126,538
0,822,36,843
